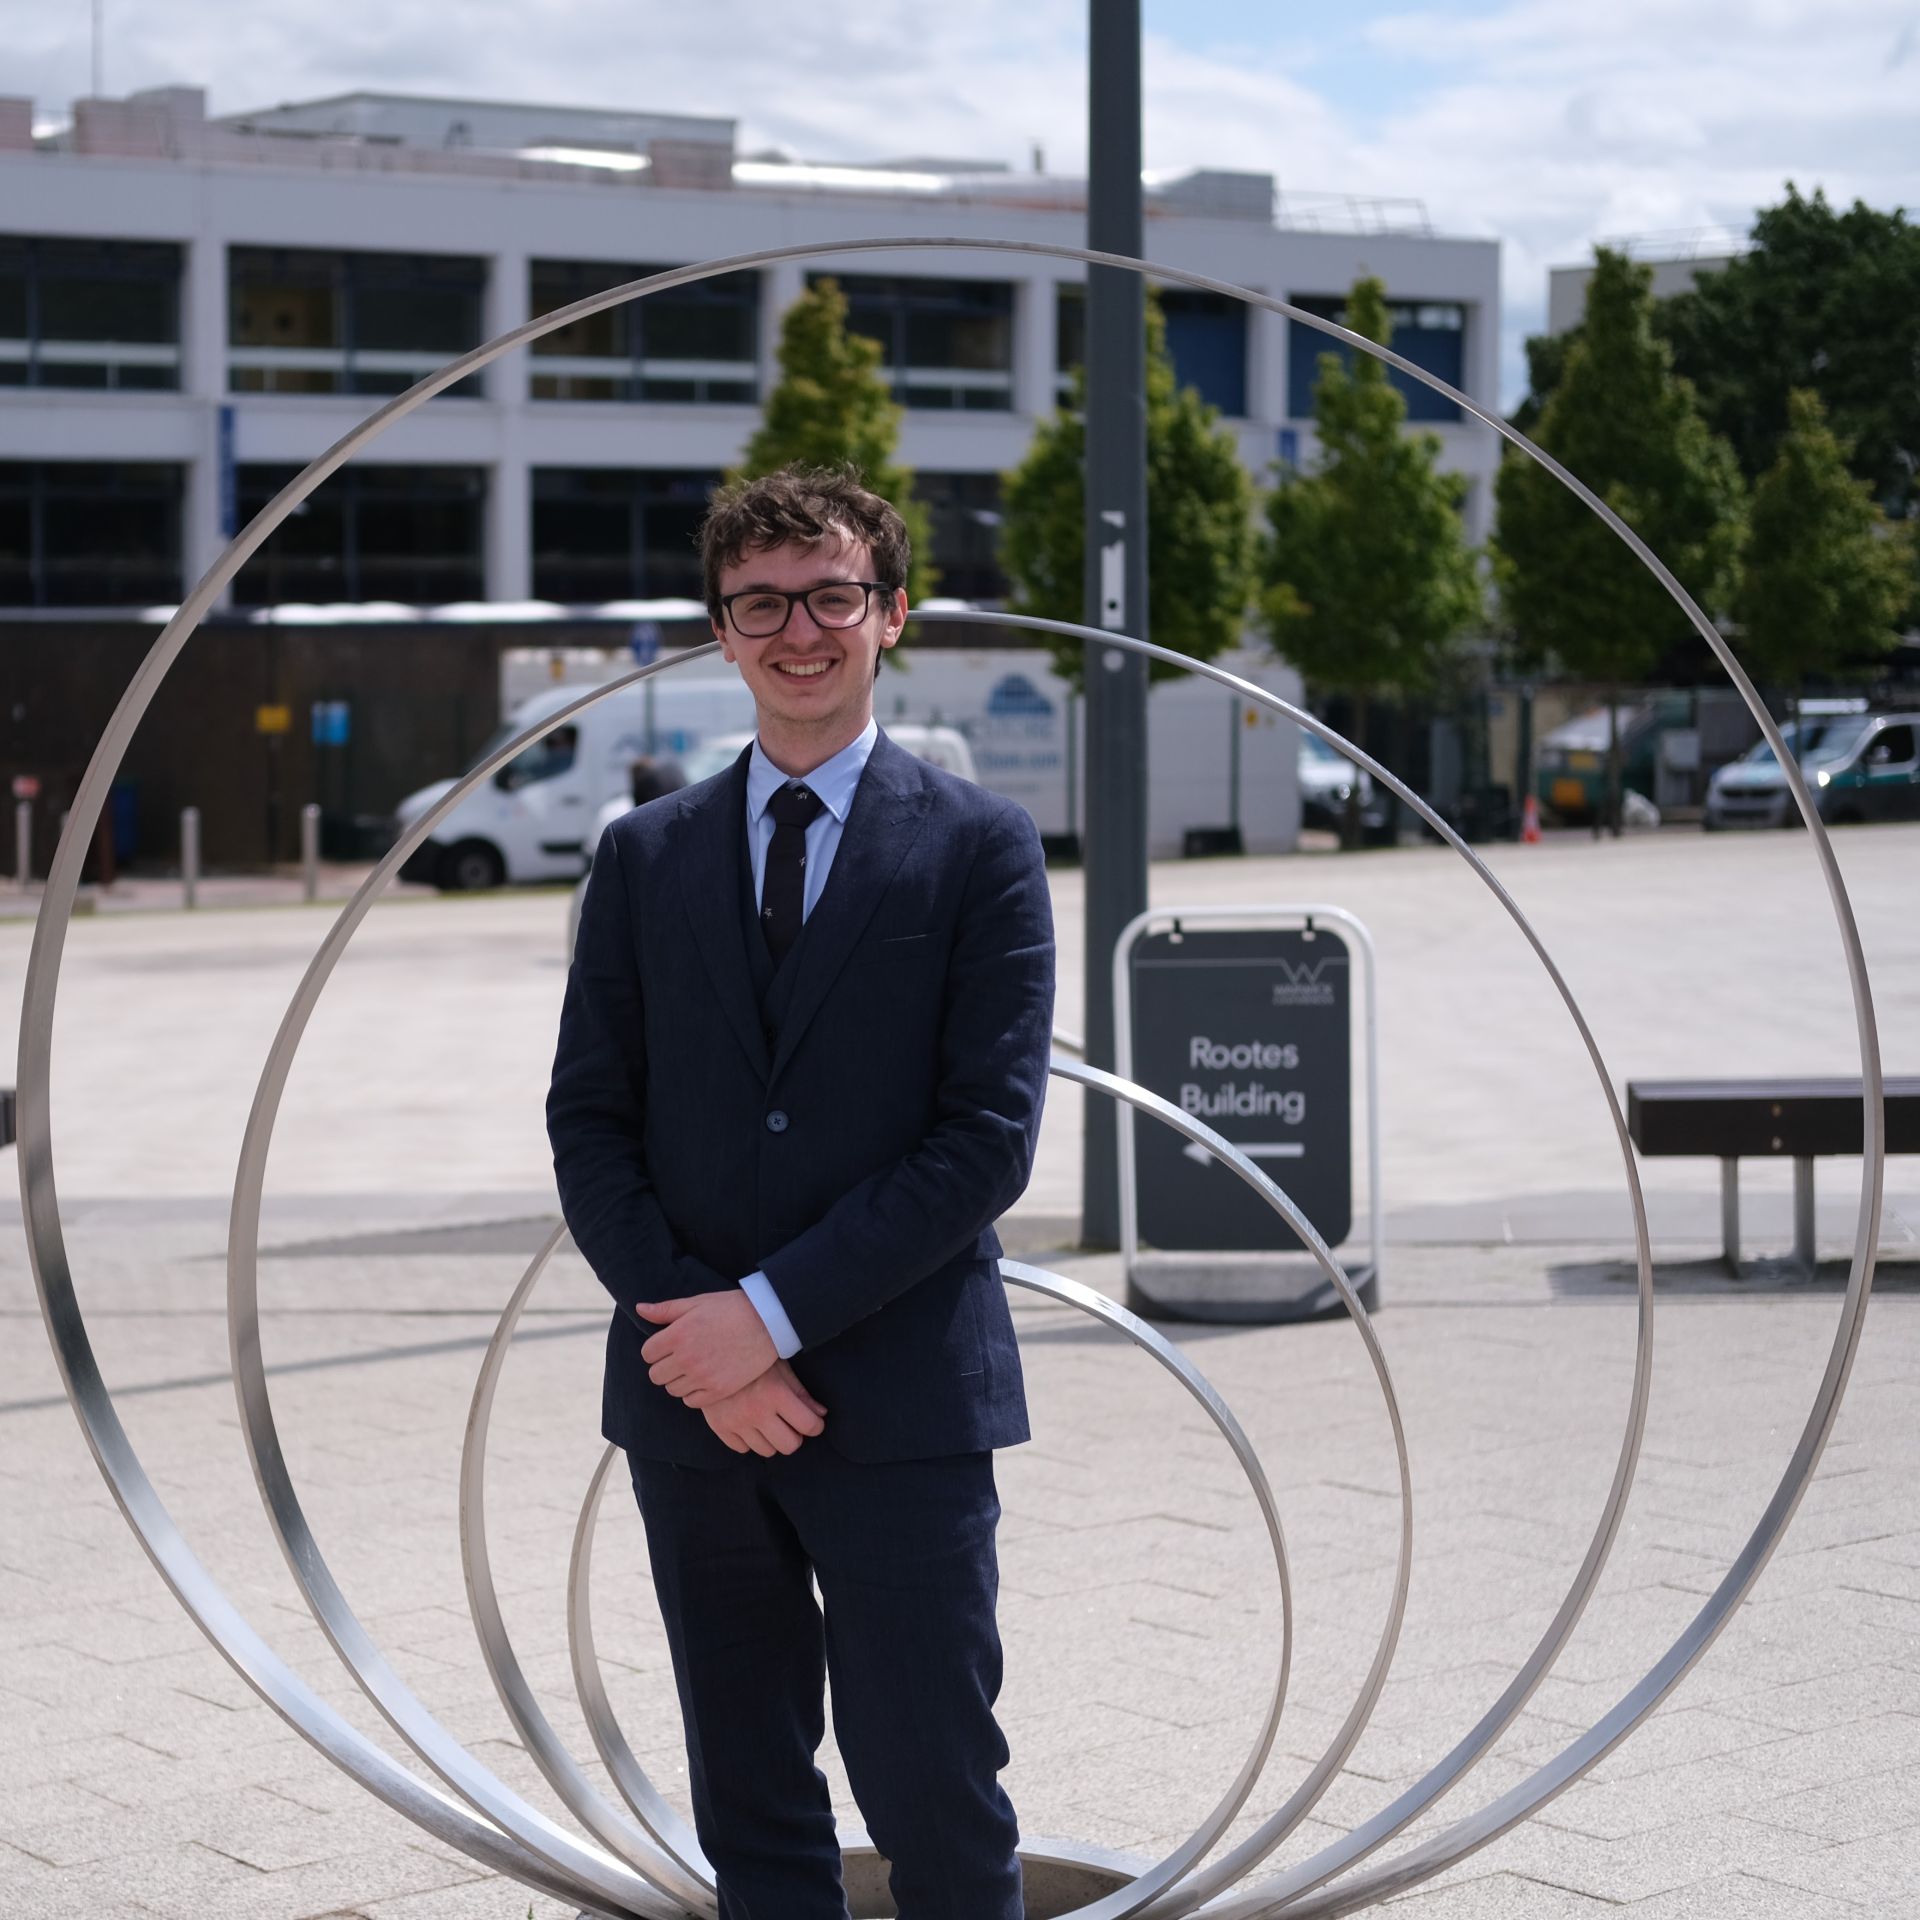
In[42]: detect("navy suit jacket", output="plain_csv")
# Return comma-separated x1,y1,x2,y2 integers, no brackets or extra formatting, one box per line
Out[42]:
547,728,1055,1465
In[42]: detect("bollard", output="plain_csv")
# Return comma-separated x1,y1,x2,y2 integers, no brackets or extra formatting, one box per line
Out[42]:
13,799,28,888
301,803,320,903
181,806,200,909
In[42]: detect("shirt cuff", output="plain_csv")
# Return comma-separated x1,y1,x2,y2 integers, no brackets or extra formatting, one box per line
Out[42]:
739,1270,803,1360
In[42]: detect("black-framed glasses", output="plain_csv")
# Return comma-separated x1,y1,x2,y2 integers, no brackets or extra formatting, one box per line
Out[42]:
719,580,896,639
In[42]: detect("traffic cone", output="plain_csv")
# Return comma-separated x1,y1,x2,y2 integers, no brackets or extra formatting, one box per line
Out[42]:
1520,792,1543,844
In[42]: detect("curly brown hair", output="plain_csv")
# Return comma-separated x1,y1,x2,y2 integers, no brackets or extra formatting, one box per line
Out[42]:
699,465,912,618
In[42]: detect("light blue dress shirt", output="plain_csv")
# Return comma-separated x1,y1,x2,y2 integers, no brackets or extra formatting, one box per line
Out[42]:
738,719,879,1361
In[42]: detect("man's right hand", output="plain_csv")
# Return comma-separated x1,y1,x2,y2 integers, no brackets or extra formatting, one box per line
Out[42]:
700,1359,828,1457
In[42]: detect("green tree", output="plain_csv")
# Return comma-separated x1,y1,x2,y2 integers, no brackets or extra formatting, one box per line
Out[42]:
1493,250,1746,832
1258,277,1483,846
1510,188,1920,613
735,277,934,603
1734,388,1913,728
999,295,1258,688
1510,326,1577,439
1662,187,1920,526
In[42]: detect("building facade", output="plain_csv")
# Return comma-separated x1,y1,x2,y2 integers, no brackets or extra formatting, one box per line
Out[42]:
1545,230,1746,337
2,86,1502,618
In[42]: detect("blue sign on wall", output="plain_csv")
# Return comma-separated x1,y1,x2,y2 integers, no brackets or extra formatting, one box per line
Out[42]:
311,700,351,747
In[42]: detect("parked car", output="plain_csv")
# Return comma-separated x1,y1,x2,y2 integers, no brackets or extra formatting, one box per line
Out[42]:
1704,711,1920,829
565,725,979,956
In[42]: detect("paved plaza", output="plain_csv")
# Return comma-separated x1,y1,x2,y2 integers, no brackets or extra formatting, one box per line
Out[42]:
2,823,1917,1916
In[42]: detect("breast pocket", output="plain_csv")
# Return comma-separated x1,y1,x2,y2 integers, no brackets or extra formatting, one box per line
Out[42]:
846,929,937,965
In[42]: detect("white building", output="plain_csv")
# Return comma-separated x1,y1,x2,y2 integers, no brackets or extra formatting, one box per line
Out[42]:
1546,230,1746,336
0,85,1502,615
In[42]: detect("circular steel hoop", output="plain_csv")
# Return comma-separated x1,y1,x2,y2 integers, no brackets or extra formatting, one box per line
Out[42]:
560,1247,1300,1920
16,234,1880,1918
234,626,1411,1918
459,1225,718,1913
464,1052,1413,1920
215,609,1624,1920
448,1170,1246,1920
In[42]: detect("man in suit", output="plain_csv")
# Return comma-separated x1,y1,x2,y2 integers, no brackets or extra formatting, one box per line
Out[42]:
547,464,1055,1919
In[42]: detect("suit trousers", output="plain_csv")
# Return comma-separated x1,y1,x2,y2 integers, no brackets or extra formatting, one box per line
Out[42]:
628,1445,1024,1920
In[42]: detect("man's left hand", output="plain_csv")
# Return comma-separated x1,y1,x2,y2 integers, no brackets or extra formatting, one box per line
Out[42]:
637,1291,779,1406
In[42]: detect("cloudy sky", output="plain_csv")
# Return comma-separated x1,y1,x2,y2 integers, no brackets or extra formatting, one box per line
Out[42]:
10,0,1918,404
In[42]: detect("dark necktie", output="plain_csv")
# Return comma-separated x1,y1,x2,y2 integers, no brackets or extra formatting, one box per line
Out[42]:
762,783,825,966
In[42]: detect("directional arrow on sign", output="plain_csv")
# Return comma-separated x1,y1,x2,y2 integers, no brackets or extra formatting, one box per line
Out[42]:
1181,1141,1304,1166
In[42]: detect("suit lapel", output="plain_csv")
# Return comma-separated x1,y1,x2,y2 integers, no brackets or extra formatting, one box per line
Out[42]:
770,734,931,1085
676,751,771,1082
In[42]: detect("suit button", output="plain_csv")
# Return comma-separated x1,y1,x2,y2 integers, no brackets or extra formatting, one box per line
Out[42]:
765,1109,789,1134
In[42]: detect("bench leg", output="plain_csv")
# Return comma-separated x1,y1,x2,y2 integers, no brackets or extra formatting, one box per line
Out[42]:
1793,1156,1816,1272
1721,1158,1740,1274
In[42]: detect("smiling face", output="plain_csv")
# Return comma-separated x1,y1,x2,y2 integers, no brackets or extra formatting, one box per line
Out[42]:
712,533,907,775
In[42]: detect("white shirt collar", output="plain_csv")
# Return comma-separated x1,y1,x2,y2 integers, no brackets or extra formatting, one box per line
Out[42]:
746,717,879,826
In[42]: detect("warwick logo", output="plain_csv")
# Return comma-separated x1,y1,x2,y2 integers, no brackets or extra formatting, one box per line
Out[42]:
1270,955,1345,1008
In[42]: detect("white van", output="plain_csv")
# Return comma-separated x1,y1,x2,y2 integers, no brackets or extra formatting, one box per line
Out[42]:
394,677,755,889
495,642,1305,860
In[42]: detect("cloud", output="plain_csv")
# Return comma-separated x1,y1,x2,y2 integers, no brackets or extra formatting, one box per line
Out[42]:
11,0,1917,405
1346,1,1919,394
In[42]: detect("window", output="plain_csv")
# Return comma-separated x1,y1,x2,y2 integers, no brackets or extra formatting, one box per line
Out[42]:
913,472,1007,601
814,274,1013,410
531,468,721,602
1868,724,1916,767
0,237,182,390
498,725,579,789
228,248,487,397
1056,285,1247,416
1160,290,1247,416
0,462,184,607
1055,285,1085,399
1287,297,1466,422
529,261,758,403
231,464,486,604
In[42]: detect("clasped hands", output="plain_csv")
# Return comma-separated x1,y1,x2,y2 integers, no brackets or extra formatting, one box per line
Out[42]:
636,1290,826,1458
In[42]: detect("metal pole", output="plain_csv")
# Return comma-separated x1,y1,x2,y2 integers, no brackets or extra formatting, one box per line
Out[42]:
1516,683,1535,839
181,806,199,909
14,801,29,887
301,803,321,902
1793,1156,1816,1272
1081,0,1150,1246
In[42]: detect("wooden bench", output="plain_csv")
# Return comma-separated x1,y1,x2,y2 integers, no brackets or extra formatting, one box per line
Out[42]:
1627,1077,1920,1271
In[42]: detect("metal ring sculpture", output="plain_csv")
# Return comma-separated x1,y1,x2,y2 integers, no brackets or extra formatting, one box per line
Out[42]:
16,237,1882,1918
463,1053,1412,1920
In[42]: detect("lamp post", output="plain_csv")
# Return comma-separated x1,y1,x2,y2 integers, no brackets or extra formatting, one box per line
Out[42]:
1081,0,1150,1244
